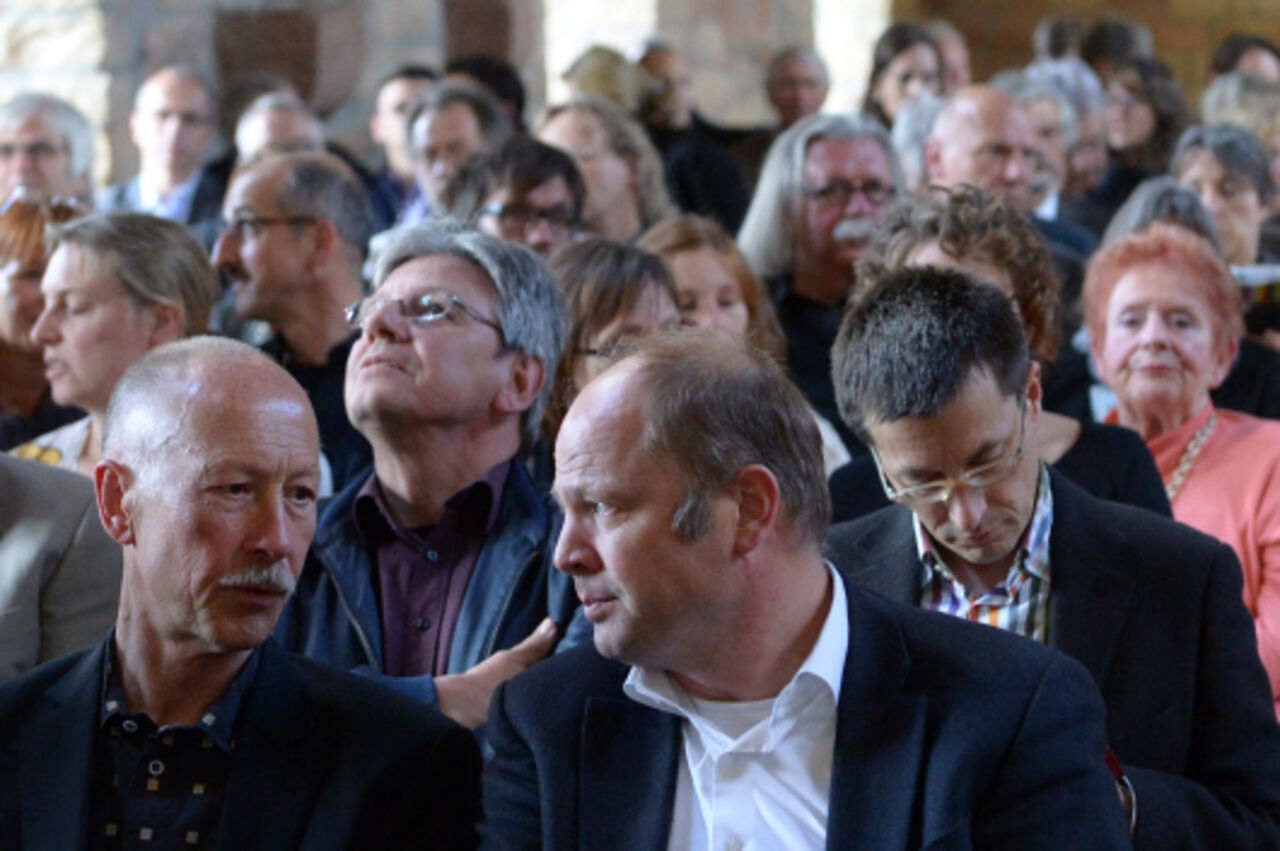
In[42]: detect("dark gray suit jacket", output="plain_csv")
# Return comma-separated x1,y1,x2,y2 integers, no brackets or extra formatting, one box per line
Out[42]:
484,584,1130,850
0,638,481,849
827,472,1280,849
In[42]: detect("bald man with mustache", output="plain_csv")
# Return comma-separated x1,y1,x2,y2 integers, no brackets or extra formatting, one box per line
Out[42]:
0,337,480,850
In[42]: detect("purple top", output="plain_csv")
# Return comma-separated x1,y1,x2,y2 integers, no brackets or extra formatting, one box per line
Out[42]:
353,460,510,677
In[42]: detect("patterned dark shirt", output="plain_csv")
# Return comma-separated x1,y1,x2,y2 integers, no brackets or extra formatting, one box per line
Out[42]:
89,639,261,850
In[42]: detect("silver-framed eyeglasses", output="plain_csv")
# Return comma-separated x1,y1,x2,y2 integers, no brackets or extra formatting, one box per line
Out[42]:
344,291,506,343
871,399,1027,506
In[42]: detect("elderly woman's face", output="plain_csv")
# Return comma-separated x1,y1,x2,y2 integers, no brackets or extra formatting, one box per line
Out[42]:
1096,263,1235,422
0,250,45,350
1104,81,1156,154
1178,149,1268,265
29,244,161,414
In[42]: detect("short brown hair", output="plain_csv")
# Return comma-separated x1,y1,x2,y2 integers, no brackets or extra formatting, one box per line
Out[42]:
638,214,786,363
622,329,830,546
1083,221,1243,350
875,185,1063,362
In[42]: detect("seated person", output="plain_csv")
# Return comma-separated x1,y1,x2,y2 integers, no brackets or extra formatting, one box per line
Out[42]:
484,329,1130,848
0,338,480,847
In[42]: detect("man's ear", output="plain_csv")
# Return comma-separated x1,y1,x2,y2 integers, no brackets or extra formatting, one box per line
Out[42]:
147,303,183,348
304,218,339,272
923,137,944,183
731,464,781,556
95,459,137,546
495,352,545,416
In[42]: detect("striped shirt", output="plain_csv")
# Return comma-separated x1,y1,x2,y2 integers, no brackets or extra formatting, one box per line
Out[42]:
913,464,1053,643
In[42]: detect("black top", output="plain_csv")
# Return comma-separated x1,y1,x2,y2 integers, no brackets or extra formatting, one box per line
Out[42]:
773,286,867,458
647,123,749,233
827,419,1171,524
259,333,372,491
0,391,82,451
1045,338,1280,422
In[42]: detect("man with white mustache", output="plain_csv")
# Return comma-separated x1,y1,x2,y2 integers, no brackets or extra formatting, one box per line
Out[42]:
0,337,481,849
737,113,903,456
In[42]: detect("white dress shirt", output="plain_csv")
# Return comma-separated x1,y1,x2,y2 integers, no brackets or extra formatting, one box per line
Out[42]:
624,564,849,851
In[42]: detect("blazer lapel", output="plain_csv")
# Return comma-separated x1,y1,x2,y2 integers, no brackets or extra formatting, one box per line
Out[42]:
828,508,922,606
579,696,680,851
218,642,325,849
826,590,927,850
1046,475,1133,688
19,648,101,850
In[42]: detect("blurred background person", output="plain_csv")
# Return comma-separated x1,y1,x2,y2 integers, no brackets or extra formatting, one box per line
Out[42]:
1208,33,1280,85
446,54,528,132
1033,15,1086,61
1085,222,1280,716
862,23,943,129
538,96,675,243
444,135,585,260
14,213,218,475
0,191,85,449
925,20,972,94
1025,58,1110,201
368,64,438,223
0,94,94,204
729,46,832,189
639,213,850,474
1080,15,1155,82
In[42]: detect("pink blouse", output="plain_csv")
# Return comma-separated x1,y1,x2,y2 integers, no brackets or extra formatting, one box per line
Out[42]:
1146,404,1280,717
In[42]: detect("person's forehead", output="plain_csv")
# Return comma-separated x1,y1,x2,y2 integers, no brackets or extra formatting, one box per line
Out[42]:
776,58,824,85
803,135,892,180
225,162,285,213
42,243,115,294
424,102,482,140
378,78,430,111
871,374,1021,467
141,73,210,113
546,109,604,146
490,175,572,207
0,117,63,146
378,252,499,304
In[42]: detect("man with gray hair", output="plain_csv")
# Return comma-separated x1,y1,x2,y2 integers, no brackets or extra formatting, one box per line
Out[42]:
737,112,903,454
232,92,325,165
275,220,579,732
0,93,94,202
212,150,376,488
0,337,481,847
100,66,226,247
401,82,512,225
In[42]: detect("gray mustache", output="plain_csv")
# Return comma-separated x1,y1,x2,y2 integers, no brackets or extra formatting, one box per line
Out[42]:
832,218,877,243
219,563,297,595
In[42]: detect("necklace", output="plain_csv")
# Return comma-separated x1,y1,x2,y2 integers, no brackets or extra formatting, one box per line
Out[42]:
1165,412,1217,502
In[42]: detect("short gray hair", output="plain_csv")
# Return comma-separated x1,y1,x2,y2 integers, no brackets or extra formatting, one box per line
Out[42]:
409,82,513,155
1024,58,1106,124
1173,123,1276,205
266,151,378,265
1102,175,1223,251
737,113,903,280
370,220,565,445
991,71,1081,150
234,93,323,158
0,93,94,183
48,212,220,336
615,329,830,546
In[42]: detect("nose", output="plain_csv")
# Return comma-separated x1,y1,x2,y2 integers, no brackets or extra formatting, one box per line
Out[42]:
1003,150,1032,185
248,493,294,563
553,516,601,578
211,230,237,270
360,298,411,342
29,304,57,347
945,484,988,533
524,216,554,253
842,188,876,219
1137,312,1170,346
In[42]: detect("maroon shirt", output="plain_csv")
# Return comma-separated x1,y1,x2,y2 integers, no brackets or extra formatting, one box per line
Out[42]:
353,461,510,677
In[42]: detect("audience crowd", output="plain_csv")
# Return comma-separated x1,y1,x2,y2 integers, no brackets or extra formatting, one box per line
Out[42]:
3,13,1280,849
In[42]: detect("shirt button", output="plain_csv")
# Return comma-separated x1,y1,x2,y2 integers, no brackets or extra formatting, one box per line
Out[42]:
121,719,139,734
426,550,439,562
414,618,431,631
148,759,165,777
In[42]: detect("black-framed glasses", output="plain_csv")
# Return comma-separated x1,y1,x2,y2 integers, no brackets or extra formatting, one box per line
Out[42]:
871,399,1027,506
478,202,578,234
219,216,319,241
345,291,506,343
801,179,895,208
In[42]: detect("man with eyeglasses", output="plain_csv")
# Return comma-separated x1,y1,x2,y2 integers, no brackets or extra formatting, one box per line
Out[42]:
212,150,375,489
827,266,1280,848
738,113,903,457
100,66,226,248
275,220,582,733
0,93,94,203
443,134,585,259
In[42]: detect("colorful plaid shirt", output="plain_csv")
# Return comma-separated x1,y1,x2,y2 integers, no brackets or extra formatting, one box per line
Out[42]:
914,464,1053,643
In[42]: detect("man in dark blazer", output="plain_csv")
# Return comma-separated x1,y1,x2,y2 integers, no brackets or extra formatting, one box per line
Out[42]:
99,66,227,249
0,338,480,849
827,266,1280,849
483,330,1130,849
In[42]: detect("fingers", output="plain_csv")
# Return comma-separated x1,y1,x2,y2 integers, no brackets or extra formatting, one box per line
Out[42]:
503,618,558,669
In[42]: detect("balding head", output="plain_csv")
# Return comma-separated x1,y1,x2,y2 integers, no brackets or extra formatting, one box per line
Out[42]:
98,336,321,654
926,85,1041,212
